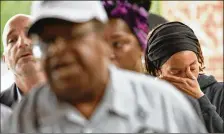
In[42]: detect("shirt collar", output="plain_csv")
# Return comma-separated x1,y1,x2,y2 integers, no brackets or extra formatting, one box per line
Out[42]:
108,65,151,119
16,86,22,103
38,79,115,126
107,65,132,118
39,65,134,125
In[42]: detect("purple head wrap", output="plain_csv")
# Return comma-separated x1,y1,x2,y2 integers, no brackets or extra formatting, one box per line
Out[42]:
102,0,149,51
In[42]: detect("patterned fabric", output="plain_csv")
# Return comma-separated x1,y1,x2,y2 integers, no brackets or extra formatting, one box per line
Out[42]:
102,0,149,51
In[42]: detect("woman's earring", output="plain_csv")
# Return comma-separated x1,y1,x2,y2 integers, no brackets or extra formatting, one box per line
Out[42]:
140,55,147,73
141,55,145,64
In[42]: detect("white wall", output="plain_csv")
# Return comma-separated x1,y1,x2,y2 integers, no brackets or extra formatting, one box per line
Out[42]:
1,61,14,92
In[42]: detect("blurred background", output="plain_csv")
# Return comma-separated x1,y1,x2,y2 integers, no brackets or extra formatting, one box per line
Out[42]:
1,1,223,90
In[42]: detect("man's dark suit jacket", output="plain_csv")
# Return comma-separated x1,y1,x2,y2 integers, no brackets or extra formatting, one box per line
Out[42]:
0,83,19,108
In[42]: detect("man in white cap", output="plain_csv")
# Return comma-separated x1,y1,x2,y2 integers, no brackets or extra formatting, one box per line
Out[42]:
2,1,207,133
0,104,12,131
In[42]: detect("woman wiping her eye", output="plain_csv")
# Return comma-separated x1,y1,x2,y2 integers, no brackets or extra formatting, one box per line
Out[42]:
145,21,223,133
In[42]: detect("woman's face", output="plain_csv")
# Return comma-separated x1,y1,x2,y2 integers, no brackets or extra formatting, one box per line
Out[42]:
160,51,200,78
104,18,143,72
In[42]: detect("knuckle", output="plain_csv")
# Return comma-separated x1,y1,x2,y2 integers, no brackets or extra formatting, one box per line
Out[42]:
183,80,188,85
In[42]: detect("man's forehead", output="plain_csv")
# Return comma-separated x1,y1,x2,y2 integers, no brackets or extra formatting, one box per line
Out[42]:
8,16,31,29
5,16,31,36
2,14,32,51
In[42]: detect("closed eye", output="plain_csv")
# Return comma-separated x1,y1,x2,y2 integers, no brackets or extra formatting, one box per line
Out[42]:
190,64,197,72
170,70,181,75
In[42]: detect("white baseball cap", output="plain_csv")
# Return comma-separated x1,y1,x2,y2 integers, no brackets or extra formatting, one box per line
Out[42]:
28,1,108,36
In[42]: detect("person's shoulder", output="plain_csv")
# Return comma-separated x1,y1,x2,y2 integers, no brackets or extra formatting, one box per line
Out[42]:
111,65,156,83
0,104,12,115
10,84,48,112
0,104,12,123
0,83,16,107
198,74,223,93
20,83,48,102
113,66,180,96
1,104,12,133
0,83,16,95
1,84,49,133
114,67,206,117
112,67,207,132
111,66,189,106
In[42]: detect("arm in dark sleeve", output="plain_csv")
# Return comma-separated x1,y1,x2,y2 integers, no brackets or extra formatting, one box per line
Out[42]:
198,95,224,133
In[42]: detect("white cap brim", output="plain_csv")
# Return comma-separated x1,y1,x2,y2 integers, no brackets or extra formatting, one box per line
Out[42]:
28,1,108,36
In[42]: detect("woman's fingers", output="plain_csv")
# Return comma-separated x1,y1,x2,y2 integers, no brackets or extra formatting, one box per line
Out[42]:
171,82,196,97
186,67,196,80
160,75,183,83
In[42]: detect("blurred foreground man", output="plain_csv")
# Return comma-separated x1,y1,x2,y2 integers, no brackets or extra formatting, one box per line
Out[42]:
0,104,12,131
2,1,207,133
0,14,46,108
145,21,223,132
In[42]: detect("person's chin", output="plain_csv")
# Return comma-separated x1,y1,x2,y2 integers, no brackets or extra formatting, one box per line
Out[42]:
54,81,91,92
58,90,95,104
18,55,35,62
52,83,95,103
17,58,36,65
16,60,36,69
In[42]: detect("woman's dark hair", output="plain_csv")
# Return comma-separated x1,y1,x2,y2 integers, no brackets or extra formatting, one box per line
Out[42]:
145,25,205,77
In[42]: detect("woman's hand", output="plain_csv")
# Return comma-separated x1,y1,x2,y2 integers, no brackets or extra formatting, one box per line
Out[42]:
160,67,204,99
